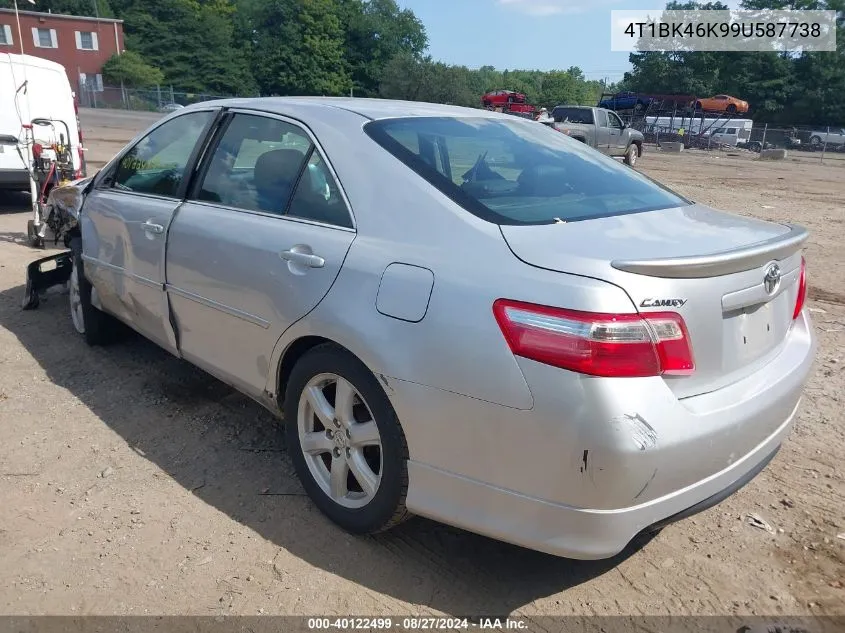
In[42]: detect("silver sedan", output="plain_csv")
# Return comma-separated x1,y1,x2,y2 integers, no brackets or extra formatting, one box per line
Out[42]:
67,98,816,560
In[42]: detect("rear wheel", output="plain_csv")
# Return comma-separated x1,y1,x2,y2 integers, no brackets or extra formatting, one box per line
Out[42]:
726,104,737,114
285,344,410,534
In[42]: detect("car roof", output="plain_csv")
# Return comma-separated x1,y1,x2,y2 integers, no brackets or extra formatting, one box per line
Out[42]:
183,97,502,122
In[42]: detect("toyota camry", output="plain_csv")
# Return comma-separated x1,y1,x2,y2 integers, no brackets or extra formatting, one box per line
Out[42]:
63,98,815,559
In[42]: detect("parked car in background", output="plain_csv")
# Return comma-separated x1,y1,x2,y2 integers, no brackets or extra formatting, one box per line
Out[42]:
482,90,526,108
66,97,815,561
695,95,749,114
550,105,643,166
701,120,754,148
808,128,845,149
598,92,653,111
159,103,185,113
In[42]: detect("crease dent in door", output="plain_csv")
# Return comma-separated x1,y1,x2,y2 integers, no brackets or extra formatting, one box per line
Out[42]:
165,202,357,399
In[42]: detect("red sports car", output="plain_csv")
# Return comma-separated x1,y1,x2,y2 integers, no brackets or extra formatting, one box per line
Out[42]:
482,90,527,108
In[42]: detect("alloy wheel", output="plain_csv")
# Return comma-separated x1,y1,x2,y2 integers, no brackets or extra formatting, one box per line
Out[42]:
297,373,383,509
69,264,85,334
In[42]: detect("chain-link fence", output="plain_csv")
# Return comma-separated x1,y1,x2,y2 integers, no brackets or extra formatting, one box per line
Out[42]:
77,83,238,112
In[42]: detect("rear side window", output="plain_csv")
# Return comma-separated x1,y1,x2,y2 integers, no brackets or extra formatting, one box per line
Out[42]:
194,113,352,227
196,114,311,214
365,116,689,225
552,108,594,124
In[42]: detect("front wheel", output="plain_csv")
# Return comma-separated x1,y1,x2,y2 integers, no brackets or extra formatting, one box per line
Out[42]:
26,220,43,249
285,344,410,534
69,241,123,346
624,144,639,167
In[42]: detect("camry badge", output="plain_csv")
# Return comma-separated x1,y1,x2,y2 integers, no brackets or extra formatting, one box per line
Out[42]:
640,298,688,308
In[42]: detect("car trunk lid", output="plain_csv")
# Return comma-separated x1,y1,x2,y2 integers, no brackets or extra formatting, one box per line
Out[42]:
499,204,808,399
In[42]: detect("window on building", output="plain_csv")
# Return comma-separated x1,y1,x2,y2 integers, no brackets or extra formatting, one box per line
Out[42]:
32,27,57,48
76,31,98,51
1,24,13,46
79,73,104,93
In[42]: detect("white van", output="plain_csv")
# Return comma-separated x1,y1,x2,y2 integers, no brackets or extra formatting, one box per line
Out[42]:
1,53,84,191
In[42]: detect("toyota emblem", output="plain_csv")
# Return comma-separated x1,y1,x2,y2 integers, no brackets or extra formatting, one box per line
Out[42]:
763,263,782,295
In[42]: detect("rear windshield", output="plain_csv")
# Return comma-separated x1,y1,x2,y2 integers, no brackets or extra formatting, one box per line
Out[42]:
552,107,594,124
364,116,690,225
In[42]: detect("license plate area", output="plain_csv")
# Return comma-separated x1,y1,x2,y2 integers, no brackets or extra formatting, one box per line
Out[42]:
723,296,790,369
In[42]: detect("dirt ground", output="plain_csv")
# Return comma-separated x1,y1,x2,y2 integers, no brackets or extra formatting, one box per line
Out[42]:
0,110,842,619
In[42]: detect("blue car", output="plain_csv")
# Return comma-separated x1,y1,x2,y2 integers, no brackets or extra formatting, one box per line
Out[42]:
599,92,652,111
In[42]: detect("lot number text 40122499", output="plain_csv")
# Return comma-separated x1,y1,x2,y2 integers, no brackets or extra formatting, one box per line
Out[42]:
306,617,529,630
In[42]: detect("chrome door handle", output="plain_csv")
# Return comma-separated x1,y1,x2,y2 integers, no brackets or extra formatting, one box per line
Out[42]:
280,249,325,268
142,221,164,235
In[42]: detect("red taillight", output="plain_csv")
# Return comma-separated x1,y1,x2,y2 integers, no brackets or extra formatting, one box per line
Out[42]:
793,257,807,320
493,299,695,378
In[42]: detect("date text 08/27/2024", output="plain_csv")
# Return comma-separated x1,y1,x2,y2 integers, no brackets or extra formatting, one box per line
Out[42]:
307,618,528,630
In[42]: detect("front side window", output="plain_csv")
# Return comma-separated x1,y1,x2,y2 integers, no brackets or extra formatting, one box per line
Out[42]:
608,113,624,129
111,111,213,197
365,116,689,225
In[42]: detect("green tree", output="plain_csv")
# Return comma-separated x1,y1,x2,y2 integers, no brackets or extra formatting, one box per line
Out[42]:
240,0,351,96
339,0,428,96
109,0,256,95
622,0,845,124
0,0,114,17
101,49,163,86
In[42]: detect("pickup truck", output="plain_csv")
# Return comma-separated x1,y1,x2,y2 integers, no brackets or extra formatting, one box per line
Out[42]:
809,128,845,149
547,105,644,166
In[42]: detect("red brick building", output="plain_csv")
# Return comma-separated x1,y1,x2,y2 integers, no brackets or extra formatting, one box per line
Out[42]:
0,7,124,94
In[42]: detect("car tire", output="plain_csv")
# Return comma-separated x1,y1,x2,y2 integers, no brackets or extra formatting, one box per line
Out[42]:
810,136,822,148
26,220,44,249
69,238,123,346
726,104,737,114
624,144,638,167
285,343,411,535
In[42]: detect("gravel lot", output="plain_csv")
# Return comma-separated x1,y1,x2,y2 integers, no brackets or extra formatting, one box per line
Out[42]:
0,109,842,618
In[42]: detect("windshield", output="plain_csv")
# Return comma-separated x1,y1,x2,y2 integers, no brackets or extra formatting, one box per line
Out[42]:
364,116,690,225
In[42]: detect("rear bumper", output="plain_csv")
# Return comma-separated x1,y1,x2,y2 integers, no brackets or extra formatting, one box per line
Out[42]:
405,401,795,560
392,311,816,559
